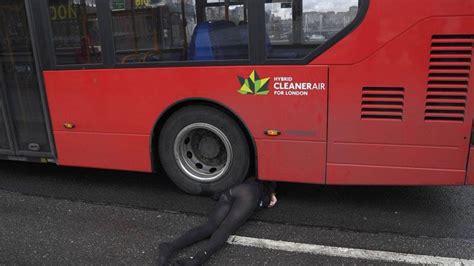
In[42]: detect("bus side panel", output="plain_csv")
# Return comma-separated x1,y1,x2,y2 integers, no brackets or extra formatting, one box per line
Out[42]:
313,0,474,65
327,16,474,185
328,164,464,186
466,147,474,185
43,66,328,182
256,140,326,184
54,132,151,172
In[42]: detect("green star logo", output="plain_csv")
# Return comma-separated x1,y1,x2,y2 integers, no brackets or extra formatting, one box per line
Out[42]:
237,70,270,95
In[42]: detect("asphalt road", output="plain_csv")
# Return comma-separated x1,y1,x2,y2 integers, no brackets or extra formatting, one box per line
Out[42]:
0,160,472,265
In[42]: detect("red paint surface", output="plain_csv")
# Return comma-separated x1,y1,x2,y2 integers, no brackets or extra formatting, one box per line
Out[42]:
256,140,326,184
54,131,151,172
327,163,465,186
312,0,474,65
467,147,474,185
43,0,474,185
325,14,474,185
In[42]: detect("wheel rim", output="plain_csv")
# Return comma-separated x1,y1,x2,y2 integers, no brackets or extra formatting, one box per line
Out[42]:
173,123,233,182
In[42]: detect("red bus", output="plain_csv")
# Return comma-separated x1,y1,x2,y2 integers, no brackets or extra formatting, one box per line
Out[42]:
0,0,473,194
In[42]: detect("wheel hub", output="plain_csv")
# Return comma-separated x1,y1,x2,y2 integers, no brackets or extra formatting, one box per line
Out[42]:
174,123,233,182
198,136,220,159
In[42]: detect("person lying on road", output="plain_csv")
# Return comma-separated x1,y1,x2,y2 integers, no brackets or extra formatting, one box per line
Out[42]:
157,177,277,265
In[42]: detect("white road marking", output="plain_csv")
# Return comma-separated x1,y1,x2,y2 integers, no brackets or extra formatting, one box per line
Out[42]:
227,235,474,265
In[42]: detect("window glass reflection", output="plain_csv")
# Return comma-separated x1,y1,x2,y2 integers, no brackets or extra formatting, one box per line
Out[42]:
48,0,102,65
265,0,359,59
111,0,249,63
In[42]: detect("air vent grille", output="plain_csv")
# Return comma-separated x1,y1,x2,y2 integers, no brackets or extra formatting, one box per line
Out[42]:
361,87,404,120
425,35,473,122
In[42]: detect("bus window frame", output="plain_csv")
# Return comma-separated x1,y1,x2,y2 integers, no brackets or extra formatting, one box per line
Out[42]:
35,0,369,70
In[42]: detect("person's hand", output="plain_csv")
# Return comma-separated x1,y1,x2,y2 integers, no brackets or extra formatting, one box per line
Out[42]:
268,193,277,208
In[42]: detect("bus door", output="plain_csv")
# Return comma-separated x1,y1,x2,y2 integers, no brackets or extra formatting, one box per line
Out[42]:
0,1,53,159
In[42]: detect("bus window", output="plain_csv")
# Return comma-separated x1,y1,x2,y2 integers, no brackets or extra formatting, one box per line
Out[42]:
48,0,102,65
265,0,359,59
110,0,249,63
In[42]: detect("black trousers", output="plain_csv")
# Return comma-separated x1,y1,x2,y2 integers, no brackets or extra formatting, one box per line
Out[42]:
158,182,260,265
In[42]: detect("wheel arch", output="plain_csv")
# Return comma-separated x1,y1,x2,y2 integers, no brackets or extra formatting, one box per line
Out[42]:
150,98,258,177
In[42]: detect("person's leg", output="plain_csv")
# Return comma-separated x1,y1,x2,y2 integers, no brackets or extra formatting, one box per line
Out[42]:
157,193,232,265
177,183,260,265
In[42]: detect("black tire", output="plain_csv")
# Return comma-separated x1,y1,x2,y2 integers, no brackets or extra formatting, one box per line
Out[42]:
158,105,250,194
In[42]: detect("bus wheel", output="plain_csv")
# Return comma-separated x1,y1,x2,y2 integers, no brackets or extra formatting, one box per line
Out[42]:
158,105,250,194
